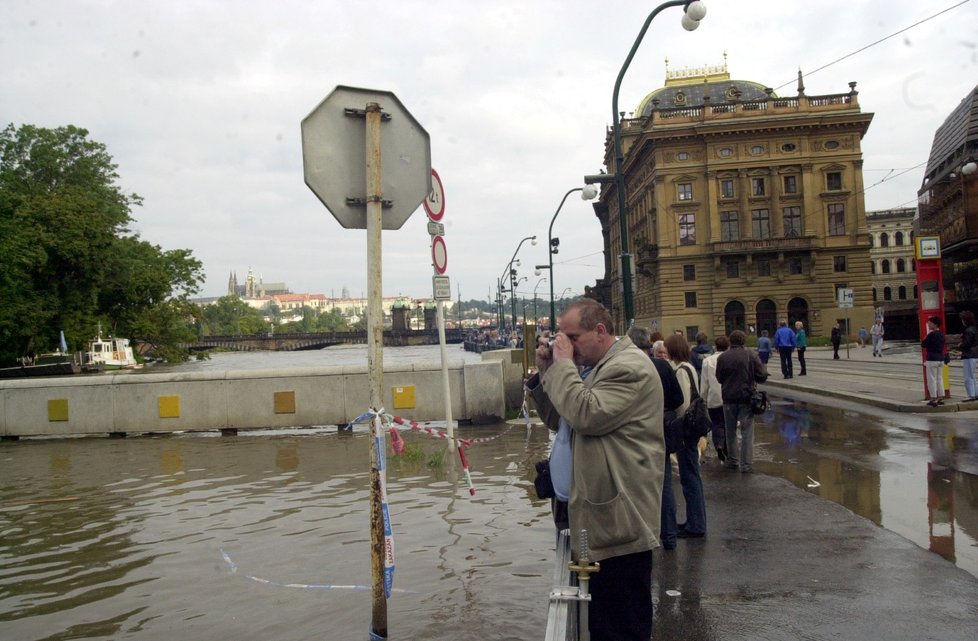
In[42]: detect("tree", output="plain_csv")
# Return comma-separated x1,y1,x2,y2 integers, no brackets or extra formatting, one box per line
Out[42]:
0,123,203,363
199,296,266,335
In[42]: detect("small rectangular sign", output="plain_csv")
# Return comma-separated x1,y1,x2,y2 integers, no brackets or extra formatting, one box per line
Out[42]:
433,275,451,300
427,221,445,237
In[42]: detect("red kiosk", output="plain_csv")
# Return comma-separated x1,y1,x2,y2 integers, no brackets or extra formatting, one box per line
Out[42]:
915,236,949,399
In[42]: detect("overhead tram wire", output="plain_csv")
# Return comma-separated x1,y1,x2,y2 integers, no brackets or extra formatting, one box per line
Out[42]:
772,1,972,92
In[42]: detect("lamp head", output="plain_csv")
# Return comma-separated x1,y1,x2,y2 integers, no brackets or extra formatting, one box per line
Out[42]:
534,268,542,276
531,236,539,246
582,184,599,200
682,1,707,30
962,161,978,176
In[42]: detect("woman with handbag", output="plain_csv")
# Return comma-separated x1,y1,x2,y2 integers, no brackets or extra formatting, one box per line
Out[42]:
661,333,708,541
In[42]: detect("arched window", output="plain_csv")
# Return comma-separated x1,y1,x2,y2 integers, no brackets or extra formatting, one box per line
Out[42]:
880,232,889,247
871,261,876,275
873,288,878,301
881,259,891,274
895,231,904,246
724,300,746,336
896,258,905,273
911,259,916,272
755,299,777,336
898,286,907,300
884,287,892,301
914,285,918,298
787,297,809,327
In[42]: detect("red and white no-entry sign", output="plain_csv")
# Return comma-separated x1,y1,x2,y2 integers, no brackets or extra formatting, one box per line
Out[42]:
423,168,445,222
431,235,448,274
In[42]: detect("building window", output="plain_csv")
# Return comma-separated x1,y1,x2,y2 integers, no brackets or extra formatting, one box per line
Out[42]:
679,213,696,245
826,171,843,191
871,261,876,275
896,258,905,273
683,264,696,281
719,147,733,157
720,211,739,241
757,260,771,277
752,209,771,239
781,143,797,152
898,286,907,300
726,261,740,278
783,206,802,237
834,256,847,272
882,259,890,274
677,151,689,161
751,177,766,196
828,203,845,235
678,183,693,201
895,231,904,246
751,145,765,154
880,232,889,247
825,140,840,150
873,287,877,301
789,257,803,274
783,175,798,194
686,325,699,338
720,179,735,198
884,287,892,301
685,291,698,308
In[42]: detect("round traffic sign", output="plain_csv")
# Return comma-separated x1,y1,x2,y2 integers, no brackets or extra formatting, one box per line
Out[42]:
423,168,445,222
431,235,448,274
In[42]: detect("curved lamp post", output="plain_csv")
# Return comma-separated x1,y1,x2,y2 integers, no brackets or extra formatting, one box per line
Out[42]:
498,235,537,331
532,277,548,325
534,185,599,330
596,0,707,327
511,276,527,329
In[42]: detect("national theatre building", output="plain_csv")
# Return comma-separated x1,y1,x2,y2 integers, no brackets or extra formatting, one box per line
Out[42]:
588,60,875,338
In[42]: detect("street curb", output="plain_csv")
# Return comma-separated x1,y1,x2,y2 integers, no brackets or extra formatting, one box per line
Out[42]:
760,380,972,413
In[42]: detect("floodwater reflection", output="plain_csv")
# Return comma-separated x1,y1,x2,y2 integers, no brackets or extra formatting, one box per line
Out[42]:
752,395,978,579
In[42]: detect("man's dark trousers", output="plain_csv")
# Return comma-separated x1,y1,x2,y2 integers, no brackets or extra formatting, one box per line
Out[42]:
588,549,653,641
778,347,794,378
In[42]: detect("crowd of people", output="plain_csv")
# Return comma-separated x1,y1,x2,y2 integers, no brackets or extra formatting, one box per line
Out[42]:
526,299,768,640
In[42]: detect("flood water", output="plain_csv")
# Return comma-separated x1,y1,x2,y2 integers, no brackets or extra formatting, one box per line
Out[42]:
2,346,977,639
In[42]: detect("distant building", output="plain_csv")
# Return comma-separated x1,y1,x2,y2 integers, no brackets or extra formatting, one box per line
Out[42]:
867,207,918,338
917,83,978,332
590,58,875,337
227,267,289,299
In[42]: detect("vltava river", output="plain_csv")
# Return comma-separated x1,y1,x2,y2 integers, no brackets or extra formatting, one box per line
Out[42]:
1,344,558,640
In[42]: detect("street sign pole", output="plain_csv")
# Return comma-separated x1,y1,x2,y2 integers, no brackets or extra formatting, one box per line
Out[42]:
364,102,388,640
425,169,454,440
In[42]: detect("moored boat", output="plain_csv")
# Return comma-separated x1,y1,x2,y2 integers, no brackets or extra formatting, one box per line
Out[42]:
84,326,142,370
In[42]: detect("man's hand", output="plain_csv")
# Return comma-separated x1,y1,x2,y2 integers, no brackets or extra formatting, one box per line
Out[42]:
535,332,554,374
551,332,573,361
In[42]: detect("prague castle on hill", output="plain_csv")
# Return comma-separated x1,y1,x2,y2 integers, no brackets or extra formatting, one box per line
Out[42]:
588,58,875,338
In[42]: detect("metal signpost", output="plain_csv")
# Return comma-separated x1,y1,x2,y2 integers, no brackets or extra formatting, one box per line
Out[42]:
301,85,431,641
424,168,455,440
838,287,854,359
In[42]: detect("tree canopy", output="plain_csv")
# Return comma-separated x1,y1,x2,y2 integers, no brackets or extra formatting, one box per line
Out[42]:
0,123,204,363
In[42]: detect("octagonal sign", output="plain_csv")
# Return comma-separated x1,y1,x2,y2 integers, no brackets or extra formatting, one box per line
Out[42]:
301,85,431,230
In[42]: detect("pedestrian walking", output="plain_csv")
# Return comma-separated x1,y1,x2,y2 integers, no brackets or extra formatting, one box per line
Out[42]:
858,326,868,348
773,320,795,378
757,330,771,364
871,318,884,357
700,336,729,461
831,323,842,360
958,311,978,402
795,321,808,376
716,330,768,473
921,316,946,407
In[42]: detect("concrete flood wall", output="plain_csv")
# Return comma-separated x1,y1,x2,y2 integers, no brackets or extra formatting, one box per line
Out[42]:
0,360,505,438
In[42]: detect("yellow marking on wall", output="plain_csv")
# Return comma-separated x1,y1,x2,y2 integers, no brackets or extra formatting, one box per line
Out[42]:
392,385,416,410
47,399,69,422
274,391,296,414
159,395,181,418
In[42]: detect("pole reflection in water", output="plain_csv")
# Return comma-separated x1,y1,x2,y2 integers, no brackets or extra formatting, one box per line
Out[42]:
751,396,978,580
0,422,556,641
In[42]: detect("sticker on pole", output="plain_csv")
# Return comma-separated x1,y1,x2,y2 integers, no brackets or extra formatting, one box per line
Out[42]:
423,168,445,222
431,235,448,274
433,275,451,300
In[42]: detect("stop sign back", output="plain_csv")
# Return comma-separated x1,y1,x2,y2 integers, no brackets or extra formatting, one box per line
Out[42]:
301,85,431,230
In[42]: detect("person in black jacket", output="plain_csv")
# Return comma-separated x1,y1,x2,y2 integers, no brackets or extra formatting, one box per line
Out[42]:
922,316,946,407
715,330,768,473
960,311,978,402
831,322,842,360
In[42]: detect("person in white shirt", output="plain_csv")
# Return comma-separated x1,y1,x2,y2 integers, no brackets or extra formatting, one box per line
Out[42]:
699,335,729,462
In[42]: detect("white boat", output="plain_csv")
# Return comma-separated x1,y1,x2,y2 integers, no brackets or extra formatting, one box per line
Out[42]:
84,326,142,370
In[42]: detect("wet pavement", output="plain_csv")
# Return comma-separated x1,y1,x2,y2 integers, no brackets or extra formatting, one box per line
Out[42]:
649,342,978,640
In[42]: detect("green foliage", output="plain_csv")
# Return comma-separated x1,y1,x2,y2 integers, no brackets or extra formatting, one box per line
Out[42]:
199,296,267,335
0,123,203,363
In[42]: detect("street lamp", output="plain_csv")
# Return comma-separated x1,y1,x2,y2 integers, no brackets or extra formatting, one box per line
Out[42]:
534,185,599,331
511,275,528,330
532,277,548,326
588,0,707,327
498,235,537,331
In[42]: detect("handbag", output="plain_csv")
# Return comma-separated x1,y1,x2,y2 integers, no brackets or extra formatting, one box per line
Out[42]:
533,459,555,499
750,389,769,415
665,367,712,453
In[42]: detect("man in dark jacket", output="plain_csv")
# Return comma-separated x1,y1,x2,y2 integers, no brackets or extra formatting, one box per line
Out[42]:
716,330,768,473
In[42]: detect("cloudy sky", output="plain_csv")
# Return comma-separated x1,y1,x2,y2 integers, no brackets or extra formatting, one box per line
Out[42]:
3,0,976,305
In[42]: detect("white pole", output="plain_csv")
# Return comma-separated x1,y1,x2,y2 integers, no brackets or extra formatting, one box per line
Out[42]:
436,300,454,439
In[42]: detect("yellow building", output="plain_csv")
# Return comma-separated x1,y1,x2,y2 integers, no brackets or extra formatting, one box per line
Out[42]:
591,61,875,338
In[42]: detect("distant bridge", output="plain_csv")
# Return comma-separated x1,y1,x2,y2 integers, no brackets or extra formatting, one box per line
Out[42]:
184,328,464,352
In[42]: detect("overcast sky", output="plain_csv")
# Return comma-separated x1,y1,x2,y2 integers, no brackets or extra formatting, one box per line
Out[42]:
3,0,976,304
